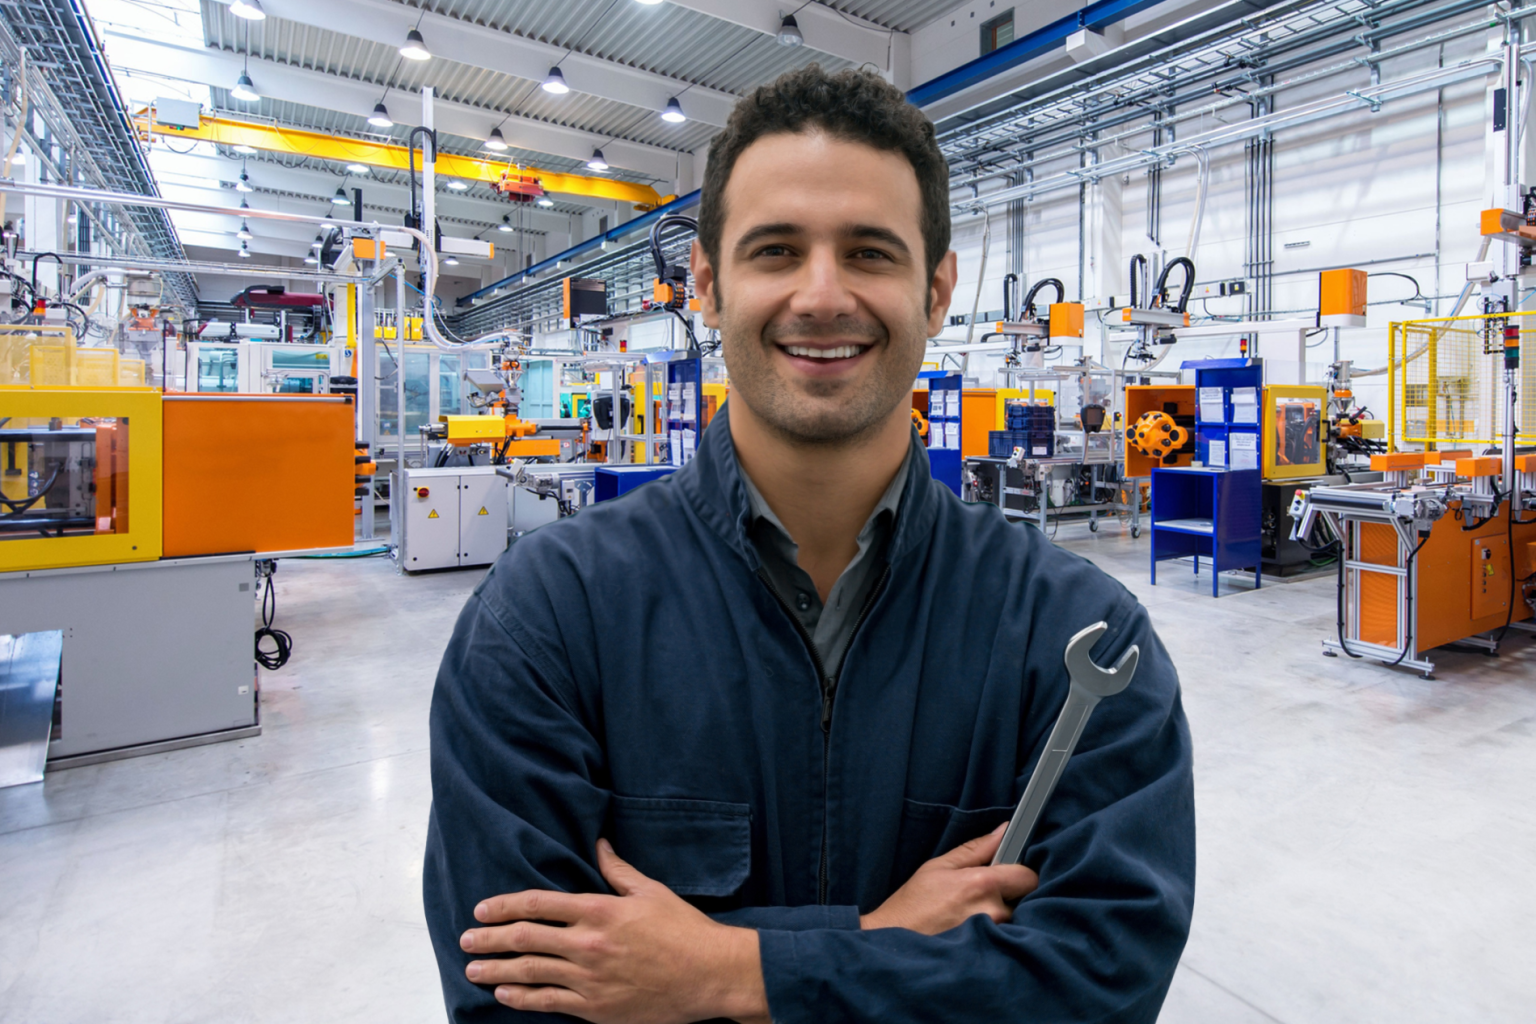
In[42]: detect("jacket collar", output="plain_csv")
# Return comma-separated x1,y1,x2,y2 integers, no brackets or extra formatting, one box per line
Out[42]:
674,400,940,569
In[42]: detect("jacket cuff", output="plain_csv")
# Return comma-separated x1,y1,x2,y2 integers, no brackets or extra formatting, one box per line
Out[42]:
711,904,861,931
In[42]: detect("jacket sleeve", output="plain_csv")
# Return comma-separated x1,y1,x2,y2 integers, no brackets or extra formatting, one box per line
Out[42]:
423,583,614,1022
757,597,1195,1024
423,580,863,1023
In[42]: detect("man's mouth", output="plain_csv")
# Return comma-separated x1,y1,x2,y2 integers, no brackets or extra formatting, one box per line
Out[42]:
779,344,871,361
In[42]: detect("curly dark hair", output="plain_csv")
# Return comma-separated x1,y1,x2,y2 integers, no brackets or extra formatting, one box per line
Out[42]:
699,64,950,287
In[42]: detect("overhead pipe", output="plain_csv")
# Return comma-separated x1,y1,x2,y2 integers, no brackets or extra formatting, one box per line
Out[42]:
951,57,1501,216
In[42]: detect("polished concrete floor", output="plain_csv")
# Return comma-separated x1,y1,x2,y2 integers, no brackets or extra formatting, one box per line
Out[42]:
2,520,1533,1023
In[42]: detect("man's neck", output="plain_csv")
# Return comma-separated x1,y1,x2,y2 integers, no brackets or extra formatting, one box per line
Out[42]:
731,401,912,602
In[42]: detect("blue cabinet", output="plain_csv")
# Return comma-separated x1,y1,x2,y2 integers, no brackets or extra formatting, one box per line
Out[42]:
1150,466,1261,597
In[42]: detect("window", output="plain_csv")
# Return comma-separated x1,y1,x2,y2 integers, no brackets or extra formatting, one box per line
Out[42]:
981,9,1014,55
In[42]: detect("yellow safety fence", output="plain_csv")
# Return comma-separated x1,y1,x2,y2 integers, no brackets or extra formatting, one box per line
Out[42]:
0,325,146,388
1388,313,1536,451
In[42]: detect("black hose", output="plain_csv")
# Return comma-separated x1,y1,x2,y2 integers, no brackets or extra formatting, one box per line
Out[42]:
1156,257,1197,314
1002,272,1019,321
1022,278,1065,318
1128,254,1149,309
31,252,63,299
649,214,698,278
406,126,438,229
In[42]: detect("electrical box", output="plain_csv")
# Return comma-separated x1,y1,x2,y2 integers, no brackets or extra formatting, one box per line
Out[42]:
1048,302,1085,338
396,466,508,572
1471,535,1511,619
1319,268,1367,326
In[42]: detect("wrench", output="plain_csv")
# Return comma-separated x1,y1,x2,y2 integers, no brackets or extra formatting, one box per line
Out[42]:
992,620,1139,866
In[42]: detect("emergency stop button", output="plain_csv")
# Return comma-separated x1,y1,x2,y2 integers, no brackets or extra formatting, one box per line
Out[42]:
415,487,429,498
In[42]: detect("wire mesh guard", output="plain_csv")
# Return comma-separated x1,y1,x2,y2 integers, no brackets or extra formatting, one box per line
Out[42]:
1390,314,1536,449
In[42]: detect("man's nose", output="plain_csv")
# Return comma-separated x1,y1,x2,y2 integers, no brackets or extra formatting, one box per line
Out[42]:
787,246,859,319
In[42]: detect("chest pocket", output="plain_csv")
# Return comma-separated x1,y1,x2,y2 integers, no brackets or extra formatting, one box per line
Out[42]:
608,795,751,897
891,798,1015,890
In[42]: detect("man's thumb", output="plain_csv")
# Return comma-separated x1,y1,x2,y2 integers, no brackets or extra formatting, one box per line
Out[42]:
937,822,1007,868
596,837,649,896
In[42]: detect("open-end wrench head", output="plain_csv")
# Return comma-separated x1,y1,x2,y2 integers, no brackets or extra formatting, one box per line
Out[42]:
1063,620,1139,698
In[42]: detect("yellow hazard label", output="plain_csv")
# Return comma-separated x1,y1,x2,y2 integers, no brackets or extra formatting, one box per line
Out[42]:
427,509,439,519
477,506,489,516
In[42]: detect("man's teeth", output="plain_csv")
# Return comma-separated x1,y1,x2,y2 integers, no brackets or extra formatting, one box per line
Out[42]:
784,345,863,360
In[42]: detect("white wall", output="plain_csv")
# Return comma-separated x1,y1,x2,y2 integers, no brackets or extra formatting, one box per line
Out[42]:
938,20,1504,425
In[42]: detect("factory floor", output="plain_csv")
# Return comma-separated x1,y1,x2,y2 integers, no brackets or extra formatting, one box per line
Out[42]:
2,519,1533,1023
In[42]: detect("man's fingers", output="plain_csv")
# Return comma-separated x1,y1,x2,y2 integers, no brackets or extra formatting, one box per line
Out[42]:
474,889,590,925
934,822,1008,868
596,837,651,897
495,983,590,1016
467,952,585,988
992,864,1040,903
461,920,579,958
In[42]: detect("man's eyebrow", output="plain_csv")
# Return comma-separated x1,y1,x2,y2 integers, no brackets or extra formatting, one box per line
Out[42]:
840,224,912,257
733,223,801,253
732,222,913,257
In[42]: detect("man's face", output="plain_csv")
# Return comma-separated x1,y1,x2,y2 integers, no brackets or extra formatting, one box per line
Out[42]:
692,132,957,446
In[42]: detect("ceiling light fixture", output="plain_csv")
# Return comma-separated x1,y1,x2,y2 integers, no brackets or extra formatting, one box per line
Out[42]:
237,219,253,240
304,253,320,265
231,71,259,102
368,102,394,128
239,197,250,210
498,215,513,233
230,0,266,20
232,142,258,155
536,196,554,208
311,233,324,250
399,26,430,60
236,171,254,192
483,127,508,151
660,97,686,123
541,66,569,95
446,179,468,191
777,15,803,47
331,186,350,205
635,0,663,5
586,148,608,170
443,255,459,266
238,242,252,258
346,162,370,173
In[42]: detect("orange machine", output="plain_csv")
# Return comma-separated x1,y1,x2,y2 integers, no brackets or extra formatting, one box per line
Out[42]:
162,394,356,557
1123,385,1197,477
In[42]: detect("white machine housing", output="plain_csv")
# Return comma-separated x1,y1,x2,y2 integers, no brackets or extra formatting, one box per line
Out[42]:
395,466,510,572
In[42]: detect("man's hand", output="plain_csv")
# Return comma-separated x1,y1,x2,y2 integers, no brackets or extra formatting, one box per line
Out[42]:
860,823,1038,935
460,839,770,1024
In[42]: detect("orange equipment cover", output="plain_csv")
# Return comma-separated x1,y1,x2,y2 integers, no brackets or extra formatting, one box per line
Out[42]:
163,395,355,556
1319,268,1367,318
1454,456,1501,478
1369,452,1426,472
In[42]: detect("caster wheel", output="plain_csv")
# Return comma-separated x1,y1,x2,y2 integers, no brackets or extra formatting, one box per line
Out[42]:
1089,519,1099,533
1131,525,1141,539
1322,649,1338,658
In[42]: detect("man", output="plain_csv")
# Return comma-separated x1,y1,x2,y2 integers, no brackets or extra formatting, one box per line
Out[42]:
424,66,1194,1023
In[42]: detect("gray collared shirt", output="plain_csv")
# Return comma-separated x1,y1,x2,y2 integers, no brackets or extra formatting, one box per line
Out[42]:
738,436,919,682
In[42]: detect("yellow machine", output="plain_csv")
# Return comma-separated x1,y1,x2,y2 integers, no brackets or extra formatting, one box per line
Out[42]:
0,386,164,571
436,414,559,457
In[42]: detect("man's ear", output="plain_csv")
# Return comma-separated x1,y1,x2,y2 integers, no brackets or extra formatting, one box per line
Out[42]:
925,250,958,338
690,240,720,329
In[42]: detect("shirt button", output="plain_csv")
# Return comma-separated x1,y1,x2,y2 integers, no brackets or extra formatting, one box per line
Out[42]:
795,591,812,612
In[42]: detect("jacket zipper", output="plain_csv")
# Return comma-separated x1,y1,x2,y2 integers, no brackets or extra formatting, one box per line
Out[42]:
757,563,892,905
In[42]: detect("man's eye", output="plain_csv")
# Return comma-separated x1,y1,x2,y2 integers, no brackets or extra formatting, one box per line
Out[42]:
852,248,892,261
754,245,792,258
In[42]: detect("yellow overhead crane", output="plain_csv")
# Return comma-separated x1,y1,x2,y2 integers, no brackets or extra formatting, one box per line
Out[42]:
135,112,669,210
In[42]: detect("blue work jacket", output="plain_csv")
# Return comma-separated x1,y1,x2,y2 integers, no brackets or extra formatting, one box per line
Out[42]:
424,402,1195,1023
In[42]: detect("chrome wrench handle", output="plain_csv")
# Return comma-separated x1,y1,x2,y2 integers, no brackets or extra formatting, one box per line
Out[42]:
992,620,1139,867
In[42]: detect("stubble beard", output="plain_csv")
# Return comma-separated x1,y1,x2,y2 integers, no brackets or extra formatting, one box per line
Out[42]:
719,299,929,447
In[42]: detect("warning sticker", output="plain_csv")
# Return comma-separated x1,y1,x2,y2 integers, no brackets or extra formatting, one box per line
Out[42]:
427,509,439,519
477,506,489,516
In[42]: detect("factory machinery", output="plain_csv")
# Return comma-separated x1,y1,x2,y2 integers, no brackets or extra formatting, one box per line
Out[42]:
1290,245,1536,674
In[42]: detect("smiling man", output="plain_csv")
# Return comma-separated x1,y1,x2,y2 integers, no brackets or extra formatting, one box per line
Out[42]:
423,67,1195,1023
